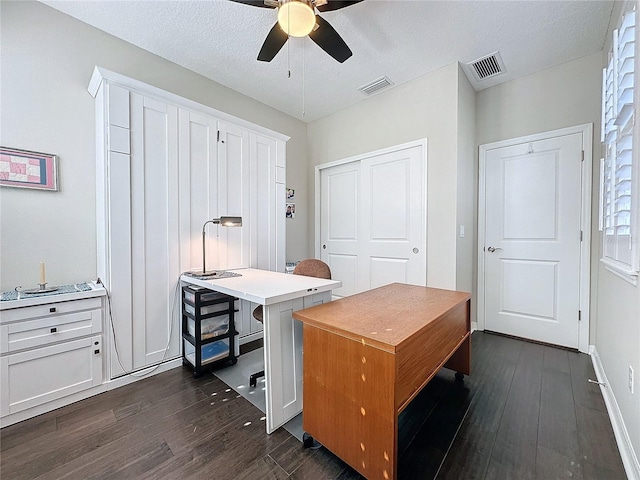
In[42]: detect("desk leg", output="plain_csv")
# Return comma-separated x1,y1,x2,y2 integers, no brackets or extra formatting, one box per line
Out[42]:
262,299,304,434
443,299,471,379
443,333,471,377
262,292,333,434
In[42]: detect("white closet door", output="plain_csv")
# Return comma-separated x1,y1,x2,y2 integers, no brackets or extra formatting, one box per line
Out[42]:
129,93,180,371
320,161,361,298
320,143,427,297
360,146,426,290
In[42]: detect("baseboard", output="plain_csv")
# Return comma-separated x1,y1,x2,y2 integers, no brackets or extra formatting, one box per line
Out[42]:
1,358,184,429
591,346,640,480
471,321,478,332
0,384,108,428
106,357,183,390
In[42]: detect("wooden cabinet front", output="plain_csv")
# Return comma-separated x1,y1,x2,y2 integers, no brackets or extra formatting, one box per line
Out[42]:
303,324,397,480
295,283,471,480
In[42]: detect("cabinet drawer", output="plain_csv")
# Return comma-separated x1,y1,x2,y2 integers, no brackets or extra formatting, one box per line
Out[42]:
1,310,102,353
183,288,232,304
0,297,102,324
184,302,231,317
187,316,229,339
183,338,229,366
0,335,103,416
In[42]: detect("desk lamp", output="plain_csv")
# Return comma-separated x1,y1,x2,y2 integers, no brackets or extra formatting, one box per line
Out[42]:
185,216,242,278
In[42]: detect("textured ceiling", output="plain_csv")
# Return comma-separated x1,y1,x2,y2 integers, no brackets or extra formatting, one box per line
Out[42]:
41,0,614,123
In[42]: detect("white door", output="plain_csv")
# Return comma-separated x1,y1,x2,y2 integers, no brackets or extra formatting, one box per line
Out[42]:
483,132,583,348
320,142,427,297
320,161,360,297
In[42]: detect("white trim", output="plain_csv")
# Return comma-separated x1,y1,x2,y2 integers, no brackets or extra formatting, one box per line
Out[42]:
591,347,640,480
315,138,428,171
88,66,290,143
0,358,183,428
477,124,593,353
601,257,640,285
0,384,108,428
105,358,183,390
579,125,593,353
314,138,428,258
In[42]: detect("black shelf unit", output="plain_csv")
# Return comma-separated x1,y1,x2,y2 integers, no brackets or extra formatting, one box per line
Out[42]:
181,285,238,377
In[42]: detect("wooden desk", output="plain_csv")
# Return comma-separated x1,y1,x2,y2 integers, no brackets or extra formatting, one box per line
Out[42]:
181,268,341,433
292,283,471,480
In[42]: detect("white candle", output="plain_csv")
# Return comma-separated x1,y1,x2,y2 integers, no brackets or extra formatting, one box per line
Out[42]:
40,261,46,284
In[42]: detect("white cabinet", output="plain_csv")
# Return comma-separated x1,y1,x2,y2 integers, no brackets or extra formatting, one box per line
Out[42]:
0,288,105,423
1,336,103,415
89,67,288,375
95,85,181,378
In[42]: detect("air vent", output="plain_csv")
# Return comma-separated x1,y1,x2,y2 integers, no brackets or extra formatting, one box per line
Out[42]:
467,52,506,81
359,76,394,96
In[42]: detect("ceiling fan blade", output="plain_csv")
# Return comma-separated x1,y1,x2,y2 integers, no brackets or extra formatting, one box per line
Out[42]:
228,0,273,8
308,15,352,63
315,1,364,13
258,22,289,62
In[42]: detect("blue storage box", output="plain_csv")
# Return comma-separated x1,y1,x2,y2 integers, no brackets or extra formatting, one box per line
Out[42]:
183,338,229,366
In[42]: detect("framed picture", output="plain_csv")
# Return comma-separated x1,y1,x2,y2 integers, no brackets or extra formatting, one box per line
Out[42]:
286,203,295,218
0,147,58,191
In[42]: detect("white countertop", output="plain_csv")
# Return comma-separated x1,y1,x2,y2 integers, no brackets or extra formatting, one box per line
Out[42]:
0,282,106,311
180,268,341,305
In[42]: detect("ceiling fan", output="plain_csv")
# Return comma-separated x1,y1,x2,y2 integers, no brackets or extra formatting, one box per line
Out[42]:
230,0,363,63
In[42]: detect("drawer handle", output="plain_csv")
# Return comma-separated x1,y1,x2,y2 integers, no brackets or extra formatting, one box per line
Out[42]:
49,307,56,313
50,327,57,333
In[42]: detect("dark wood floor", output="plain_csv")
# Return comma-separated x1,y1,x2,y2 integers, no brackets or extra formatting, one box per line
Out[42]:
0,332,626,479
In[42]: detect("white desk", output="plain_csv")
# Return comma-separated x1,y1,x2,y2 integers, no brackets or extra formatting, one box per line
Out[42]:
181,268,341,433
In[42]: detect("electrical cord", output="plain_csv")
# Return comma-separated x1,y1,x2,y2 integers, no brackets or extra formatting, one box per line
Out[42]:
98,274,182,378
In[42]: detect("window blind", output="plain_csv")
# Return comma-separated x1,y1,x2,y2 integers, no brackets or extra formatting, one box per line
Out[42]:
601,7,637,271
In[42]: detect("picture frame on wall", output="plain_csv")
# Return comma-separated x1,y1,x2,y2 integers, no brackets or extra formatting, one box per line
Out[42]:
0,146,59,191
286,203,295,218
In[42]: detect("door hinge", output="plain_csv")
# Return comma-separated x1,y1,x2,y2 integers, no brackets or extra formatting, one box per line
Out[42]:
217,130,220,142
578,310,582,321
581,150,585,161
580,231,583,242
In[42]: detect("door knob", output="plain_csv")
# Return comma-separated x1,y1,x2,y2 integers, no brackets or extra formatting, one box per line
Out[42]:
487,246,503,253
322,244,326,249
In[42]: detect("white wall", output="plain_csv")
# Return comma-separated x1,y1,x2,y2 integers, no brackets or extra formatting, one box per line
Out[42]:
477,51,640,468
307,63,463,290
594,0,640,464
456,64,477,296
0,1,309,291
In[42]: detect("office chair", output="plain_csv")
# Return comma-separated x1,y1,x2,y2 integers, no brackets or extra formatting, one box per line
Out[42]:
249,259,332,387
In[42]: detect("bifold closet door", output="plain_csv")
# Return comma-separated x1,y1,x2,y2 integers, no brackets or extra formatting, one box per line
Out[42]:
320,143,427,298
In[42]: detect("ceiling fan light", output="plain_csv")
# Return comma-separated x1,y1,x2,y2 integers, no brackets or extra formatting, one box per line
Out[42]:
277,1,315,37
